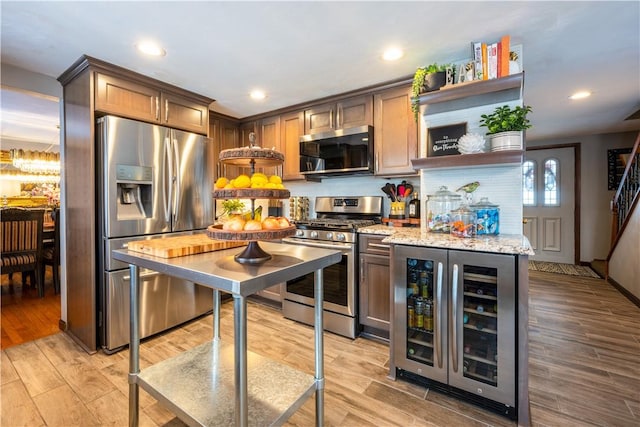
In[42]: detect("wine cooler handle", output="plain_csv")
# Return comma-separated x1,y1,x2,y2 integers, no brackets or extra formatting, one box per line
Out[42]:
436,261,444,369
451,263,459,373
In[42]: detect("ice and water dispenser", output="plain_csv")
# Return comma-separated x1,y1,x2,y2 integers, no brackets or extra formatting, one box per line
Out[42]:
116,164,152,220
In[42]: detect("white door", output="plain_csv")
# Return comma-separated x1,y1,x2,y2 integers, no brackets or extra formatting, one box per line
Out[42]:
523,147,575,263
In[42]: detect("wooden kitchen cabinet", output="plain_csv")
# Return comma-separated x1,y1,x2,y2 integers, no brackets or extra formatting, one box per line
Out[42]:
304,94,372,134
95,72,209,135
280,111,304,181
209,113,240,180
373,84,418,176
359,234,391,340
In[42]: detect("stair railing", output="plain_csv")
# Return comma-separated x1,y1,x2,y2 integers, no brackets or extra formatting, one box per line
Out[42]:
609,132,640,255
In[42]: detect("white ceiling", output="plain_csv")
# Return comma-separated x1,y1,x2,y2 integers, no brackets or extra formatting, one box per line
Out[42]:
1,1,639,151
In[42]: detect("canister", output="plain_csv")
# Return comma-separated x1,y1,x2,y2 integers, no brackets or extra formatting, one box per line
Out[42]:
470,197,500,235
450,205,477,238
426,186,462,233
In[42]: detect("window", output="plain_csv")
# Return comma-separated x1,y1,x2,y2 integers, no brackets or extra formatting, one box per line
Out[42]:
522,160,535,206
544,159,559,206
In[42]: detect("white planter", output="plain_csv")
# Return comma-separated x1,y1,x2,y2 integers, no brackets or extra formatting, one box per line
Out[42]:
490,131,523,151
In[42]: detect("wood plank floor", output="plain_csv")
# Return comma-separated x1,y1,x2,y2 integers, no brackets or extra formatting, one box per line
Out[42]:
2,270,639,426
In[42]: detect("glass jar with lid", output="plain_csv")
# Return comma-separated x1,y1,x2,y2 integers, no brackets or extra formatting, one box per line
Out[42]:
450,205,477,238
470,197,500,235
426,186,462,232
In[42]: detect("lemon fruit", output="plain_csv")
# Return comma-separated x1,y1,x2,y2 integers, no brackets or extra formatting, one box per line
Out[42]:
268,175,282,184
215,177,228,189
233,174,251,189
264,182,277,189
251,173,268,186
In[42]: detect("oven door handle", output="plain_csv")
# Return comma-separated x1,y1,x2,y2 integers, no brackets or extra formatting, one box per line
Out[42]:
282,239,353,251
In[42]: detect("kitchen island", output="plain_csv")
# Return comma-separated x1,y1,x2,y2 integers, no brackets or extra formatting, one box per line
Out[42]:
113,241,341,427
358,224,532,425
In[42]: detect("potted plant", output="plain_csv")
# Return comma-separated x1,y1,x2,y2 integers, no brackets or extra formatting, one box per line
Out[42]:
412,63,452,120
479,104,532,151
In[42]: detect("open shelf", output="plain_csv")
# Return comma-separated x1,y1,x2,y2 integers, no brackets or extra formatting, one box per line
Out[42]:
418,73,524,106
136,340,317,426
412,150,523,171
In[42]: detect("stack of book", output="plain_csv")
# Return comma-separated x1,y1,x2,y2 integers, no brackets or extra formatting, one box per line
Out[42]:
471,35,521,81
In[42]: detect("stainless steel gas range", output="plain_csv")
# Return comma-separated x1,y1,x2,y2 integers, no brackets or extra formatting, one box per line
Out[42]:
282,196,383,338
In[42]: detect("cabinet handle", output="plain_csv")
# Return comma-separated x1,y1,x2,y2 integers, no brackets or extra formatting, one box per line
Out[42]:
155,97,160,120
335,106,341,128
165,99,169,122
369,243,390,250
375,153,379,173
330,108,335,129
435,261,444,369
451,263,459,373
360,257,364,282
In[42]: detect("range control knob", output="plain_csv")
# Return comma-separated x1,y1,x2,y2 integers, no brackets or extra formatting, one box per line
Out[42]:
295,229,304,237
335,233,346,241
310,231,319,239
326,232,333,240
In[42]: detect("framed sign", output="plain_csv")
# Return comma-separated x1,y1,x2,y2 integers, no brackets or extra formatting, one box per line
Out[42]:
607,147,632,190
428,123,467,157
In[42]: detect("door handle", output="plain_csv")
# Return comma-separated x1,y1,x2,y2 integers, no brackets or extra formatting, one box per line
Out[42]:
522,218,529,224
172,138,180,223
435,261,443,369
123,271,160,281
163,136,171,223
451,263,459,373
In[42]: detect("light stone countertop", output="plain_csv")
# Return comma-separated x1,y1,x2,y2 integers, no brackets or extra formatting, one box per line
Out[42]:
358,224,534,256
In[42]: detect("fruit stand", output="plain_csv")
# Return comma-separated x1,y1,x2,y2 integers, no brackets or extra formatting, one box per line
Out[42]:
208,140,295,264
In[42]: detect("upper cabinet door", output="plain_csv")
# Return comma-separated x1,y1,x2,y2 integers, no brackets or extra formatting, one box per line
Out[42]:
95,73,160,123
95,72,210,135
161,92,209,135
337,95,373,129
280,111,304,181
373,85,418,176
304,102,334,135
303,94,373,134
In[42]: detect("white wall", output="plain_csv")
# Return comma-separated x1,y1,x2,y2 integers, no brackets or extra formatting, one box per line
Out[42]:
285,175,420,218
608,204,640,300
527,131,637,262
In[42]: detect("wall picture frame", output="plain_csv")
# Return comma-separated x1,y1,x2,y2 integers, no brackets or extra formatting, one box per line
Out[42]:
428,122,467,157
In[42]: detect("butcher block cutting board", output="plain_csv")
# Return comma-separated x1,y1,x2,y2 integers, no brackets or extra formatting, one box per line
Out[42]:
128,234,246,258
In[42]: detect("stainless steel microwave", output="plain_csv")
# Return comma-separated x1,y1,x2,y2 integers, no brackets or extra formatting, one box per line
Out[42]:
299,125,374,178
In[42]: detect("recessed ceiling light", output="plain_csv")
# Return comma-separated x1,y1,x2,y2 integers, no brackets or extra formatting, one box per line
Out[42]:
382,47,404,61
569,91,591,100
250,90,266,100
136,41,166,57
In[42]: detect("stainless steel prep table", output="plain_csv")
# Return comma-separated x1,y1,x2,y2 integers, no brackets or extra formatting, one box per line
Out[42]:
113,241,342,427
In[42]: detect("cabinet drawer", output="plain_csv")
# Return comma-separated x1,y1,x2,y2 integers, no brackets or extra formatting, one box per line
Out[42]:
359,234,391,256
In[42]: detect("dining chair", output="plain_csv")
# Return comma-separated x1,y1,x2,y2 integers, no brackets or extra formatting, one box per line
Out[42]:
1,208,45,297
42,207,60,294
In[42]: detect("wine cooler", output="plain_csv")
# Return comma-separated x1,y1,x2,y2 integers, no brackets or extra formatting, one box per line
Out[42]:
392,245,517,417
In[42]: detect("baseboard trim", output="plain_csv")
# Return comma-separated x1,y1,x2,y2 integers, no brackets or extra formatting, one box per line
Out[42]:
607,276,640,309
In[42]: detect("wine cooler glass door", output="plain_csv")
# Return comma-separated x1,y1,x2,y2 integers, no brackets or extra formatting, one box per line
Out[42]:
448,250,516,407
393,245,448,383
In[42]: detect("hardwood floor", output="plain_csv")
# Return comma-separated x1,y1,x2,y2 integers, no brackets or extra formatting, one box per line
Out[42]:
1,270,639,426
1,270,61,350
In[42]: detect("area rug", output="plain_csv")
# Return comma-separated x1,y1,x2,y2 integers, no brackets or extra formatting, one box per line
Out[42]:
528,261,601,278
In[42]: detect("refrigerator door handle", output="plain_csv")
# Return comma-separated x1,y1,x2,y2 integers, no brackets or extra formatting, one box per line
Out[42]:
162,135,172,223
435,261,444,369
451,263,459,373
172,137,181,224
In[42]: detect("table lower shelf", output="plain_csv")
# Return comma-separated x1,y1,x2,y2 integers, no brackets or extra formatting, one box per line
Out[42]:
136,340,317,426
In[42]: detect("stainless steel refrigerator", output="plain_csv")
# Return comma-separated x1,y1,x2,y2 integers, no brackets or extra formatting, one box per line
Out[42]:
97,115,214,353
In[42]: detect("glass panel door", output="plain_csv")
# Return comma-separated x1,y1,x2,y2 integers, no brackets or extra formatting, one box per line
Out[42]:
392,245,447,384
462,264,498,385
406,257,436,365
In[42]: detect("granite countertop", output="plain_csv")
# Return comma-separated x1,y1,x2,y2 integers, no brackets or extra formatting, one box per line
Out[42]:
358,224,534,256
